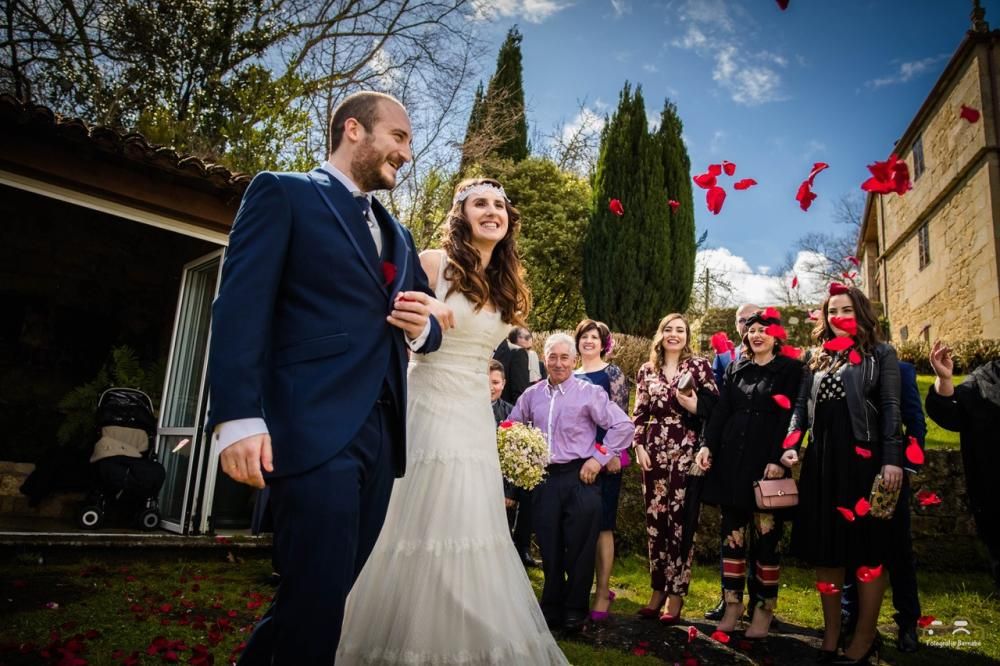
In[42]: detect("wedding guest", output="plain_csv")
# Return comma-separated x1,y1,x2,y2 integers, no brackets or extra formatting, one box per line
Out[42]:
695,309,802,638
842,360,925,653
632,313,717,624
706,301,759,622
509,333,634,633
491,359,537,567
573,319,630,621
494,328,532,402
925,344,1000,590
784,284,902,665
711,302,760,386
518,328,547,384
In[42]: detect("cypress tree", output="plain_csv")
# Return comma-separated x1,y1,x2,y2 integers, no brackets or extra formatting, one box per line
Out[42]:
459,82,485,171
655,99,696,313
483,27,529,162
583,83,671,335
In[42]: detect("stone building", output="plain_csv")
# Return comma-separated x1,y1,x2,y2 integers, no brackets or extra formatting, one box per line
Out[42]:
857,3,1000,342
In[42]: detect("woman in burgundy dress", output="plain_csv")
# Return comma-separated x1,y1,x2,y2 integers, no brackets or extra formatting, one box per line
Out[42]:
633,313,717,624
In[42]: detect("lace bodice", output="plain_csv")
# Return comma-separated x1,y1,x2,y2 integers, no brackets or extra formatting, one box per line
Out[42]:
409,251,509,379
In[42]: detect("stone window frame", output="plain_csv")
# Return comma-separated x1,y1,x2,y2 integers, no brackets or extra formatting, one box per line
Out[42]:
918,221,931,270
913,135,926,181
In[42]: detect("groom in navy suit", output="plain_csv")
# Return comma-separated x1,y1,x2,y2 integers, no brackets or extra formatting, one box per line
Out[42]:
207,91,449,664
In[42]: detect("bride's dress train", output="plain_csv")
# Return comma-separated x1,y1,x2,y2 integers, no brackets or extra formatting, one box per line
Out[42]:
335,254,567,665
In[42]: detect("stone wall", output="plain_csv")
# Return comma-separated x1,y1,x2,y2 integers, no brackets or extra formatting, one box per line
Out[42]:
876,45,1000,341
0,461,82,522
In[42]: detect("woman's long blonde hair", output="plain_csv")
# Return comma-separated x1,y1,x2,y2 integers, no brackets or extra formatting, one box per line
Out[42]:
648,313,693,371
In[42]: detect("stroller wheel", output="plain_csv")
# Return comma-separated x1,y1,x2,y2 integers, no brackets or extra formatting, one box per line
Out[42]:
78,506,104,530
139,508,160,531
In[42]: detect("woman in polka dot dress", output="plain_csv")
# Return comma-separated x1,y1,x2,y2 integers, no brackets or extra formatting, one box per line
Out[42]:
785,285,904,664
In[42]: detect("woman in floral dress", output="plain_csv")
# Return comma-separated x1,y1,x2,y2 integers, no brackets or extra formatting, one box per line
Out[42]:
632,313,717,623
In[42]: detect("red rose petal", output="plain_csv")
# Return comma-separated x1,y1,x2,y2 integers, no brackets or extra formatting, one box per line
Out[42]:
722,160,736,176
708,163,723,176
856,564,883,583
499,420,513,429
960,104,981,123
861,154,911,196
776,0,789,9
849,350,862,365
916,489,942,506
595,443,608,455
733,178,757,190
795,180,817,211
780,345,802,360
632,647,647,656
688,625,699,643
710,331,731,354
693,172,717,189
828,282,849,295
854,497,871,517
855,446,872,459
706,186,726,214
669,199,680,211
763,306,781,319
823,336,854,352
815,581,839,595
764,323,788,340
846,255,861,267
609,198,624,216
772,394,791,409
831,316,858,337
906,437,925,465
791,275,799,289
836,506,856,522
711,630,730,644
783,430,802,449
806,162,829,185
917,615,936,628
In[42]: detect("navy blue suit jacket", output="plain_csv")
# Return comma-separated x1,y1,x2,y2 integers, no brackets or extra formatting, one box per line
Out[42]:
207,168,441,479
898,361,927,473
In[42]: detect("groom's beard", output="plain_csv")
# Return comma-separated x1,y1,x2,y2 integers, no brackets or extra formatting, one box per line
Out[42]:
352,138,396,192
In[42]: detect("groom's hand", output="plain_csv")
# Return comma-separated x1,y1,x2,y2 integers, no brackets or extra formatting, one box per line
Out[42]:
220,434,273,489
579,458,603,484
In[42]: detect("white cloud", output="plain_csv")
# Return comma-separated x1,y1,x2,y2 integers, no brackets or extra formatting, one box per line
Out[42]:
802,139,826,160
696,248,830,306
709,130,726,154
611,0,630,16
470,0,570,23
561,106,605,143
643,63,659,73
670,2,787,106
866,54,949,88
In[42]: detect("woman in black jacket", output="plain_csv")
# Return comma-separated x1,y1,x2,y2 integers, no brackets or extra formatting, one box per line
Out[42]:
784,285,903,665
695,309,802,639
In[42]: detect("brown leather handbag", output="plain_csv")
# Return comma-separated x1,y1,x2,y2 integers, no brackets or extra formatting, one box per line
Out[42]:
753,478,799,510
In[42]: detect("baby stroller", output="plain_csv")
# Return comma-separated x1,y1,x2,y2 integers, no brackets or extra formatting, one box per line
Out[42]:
76,388,165,530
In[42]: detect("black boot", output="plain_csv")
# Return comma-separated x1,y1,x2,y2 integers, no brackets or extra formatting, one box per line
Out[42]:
897,625,919,653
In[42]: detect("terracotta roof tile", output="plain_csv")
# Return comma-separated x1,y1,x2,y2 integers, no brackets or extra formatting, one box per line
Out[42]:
0,94,252,193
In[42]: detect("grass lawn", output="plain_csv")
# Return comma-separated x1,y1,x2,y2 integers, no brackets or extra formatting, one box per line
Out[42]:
916,374,963,450
2,548,997,664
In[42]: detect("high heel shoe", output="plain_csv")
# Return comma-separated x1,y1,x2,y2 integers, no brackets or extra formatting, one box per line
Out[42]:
659,597,685,625
815,649,838,664
637,593,666,619
589,590,616,621
831,633,881,665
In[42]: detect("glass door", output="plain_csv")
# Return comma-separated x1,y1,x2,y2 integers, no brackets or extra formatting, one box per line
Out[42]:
156,249,223,534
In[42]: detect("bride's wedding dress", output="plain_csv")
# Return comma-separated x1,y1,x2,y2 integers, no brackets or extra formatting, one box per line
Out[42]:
336,253,568,665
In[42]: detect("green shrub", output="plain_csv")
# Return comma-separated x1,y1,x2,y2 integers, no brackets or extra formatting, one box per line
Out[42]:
895,339,1000,374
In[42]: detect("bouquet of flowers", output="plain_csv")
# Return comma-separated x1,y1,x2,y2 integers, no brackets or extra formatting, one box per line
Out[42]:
496,420,550,490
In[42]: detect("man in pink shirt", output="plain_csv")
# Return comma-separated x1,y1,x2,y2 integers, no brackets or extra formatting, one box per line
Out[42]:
509,333,634,633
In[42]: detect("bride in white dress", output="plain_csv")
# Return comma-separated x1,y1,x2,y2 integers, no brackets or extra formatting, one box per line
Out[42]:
336,178,569,665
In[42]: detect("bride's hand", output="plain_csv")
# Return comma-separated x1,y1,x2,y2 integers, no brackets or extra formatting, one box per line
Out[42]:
424,295,455,331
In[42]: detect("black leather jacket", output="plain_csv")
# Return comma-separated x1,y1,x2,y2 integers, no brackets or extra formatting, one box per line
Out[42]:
788,342,903,467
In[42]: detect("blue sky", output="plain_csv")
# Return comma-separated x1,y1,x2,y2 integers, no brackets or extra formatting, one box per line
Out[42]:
470,0,991,303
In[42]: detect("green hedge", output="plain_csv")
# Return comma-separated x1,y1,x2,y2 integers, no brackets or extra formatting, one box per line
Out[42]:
895,339,1000,374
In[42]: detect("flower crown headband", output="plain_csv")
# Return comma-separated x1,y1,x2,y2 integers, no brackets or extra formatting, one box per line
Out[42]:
453,182,510,205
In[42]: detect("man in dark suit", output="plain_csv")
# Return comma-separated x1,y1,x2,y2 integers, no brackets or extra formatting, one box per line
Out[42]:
842,360,925,652
207,91,448,664
493,328,532,404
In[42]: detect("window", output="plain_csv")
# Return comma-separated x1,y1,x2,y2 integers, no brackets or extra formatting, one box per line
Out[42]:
918,221,930,270
921,324,931,343
913,136,925,181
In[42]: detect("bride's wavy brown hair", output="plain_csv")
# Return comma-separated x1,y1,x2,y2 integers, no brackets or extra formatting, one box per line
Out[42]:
441,177,531,326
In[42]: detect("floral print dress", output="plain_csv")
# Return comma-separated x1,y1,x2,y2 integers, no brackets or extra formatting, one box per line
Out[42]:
632,356,717,595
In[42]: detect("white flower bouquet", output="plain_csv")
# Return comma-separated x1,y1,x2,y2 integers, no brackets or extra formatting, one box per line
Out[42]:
496,420,550,490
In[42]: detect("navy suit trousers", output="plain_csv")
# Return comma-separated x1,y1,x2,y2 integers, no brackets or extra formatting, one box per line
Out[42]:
238,398,398,665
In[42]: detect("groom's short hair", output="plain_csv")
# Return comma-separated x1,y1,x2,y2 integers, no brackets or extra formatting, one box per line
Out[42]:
329,91,404,152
